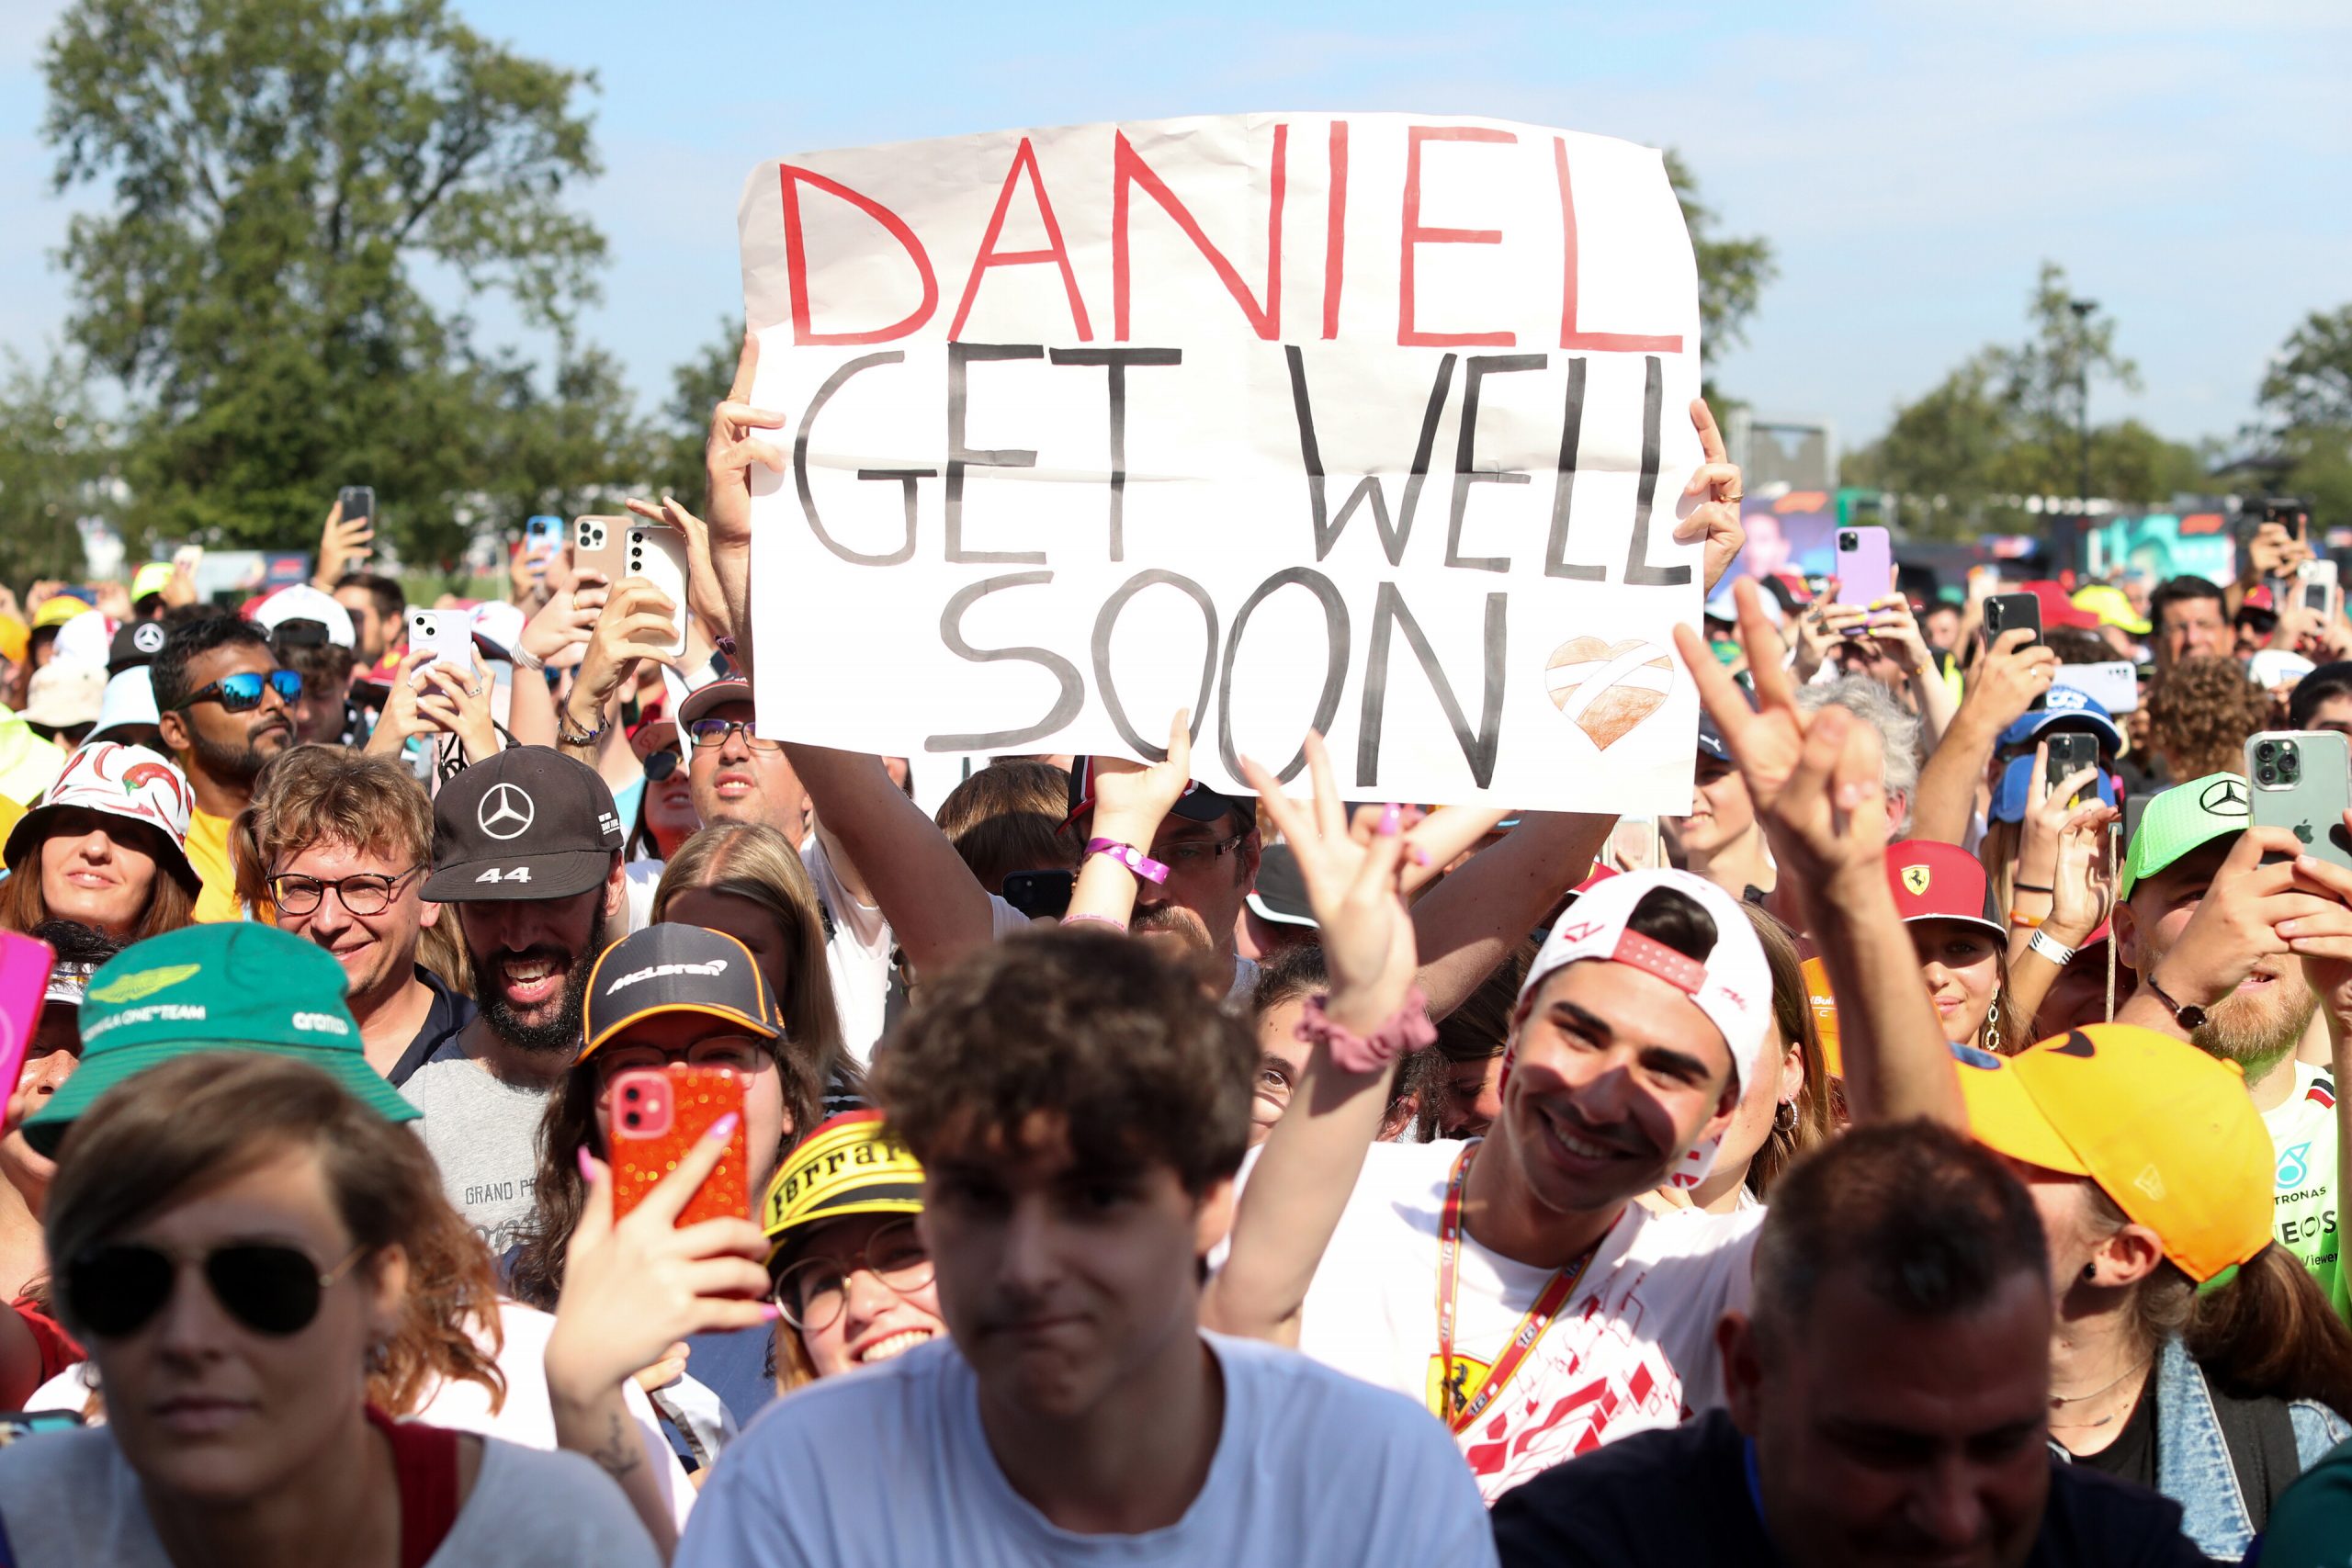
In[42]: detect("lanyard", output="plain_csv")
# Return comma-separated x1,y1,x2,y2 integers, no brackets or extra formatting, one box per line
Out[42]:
1430,1145,1598,1434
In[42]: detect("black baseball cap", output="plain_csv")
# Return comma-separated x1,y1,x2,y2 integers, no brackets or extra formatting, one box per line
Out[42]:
424,747,623,902
1697,714,1731,763
581,924,780,1063
109,618,168,676
1244,843,1317,929
1065,756,1250,829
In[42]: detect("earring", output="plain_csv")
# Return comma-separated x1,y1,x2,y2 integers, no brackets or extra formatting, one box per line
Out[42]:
2080,1264,2097,1284
1984,994,2003,1055
364,1337,391,1375
1772,1100,1798,1133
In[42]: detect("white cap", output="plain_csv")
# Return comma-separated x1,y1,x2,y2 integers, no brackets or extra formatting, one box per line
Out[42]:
469,601,526,659
4,741,197,887
2250,649,2317,690
253,583,356,649
1515,869,1773,1191
49,609,114,670
88,667,162,740
19,660,107,730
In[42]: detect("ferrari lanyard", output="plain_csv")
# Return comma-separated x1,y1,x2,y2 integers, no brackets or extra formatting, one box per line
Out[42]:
1431,1145,1597,1434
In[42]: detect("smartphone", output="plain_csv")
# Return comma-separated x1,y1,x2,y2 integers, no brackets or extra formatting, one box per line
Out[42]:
337,486,375,527
623,524,693,660
2299,559,2340,622
1833,526,1894,619
2043,734,2101,808
572,516,628,584
2050,660,2139,715
405,608,471,684
609,1066,750,1229
0,932,57,1116
0,1410,85,1448
523,515,564,568
2248,730,2352,874
1983,593,2045,710
1001,868,1076,919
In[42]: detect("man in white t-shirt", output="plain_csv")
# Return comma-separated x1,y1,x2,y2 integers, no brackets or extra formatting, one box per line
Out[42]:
1208,582,1973,1501
674,930,1495,1567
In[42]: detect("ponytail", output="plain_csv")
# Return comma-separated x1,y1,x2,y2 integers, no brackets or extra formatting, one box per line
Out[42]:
2186,1246,2352,1418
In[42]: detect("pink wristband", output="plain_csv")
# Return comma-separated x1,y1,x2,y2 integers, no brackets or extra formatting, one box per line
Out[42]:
1295,987,1438,1074
1085,838,1170,886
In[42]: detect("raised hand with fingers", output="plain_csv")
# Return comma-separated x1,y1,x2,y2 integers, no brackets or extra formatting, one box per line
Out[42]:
1062,710,1198,933
627,493,731,642
1677,400,1746,594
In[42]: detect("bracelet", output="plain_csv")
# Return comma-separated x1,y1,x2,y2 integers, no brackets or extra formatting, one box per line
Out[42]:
1295,987,1438,1075
2027,930,2077,966
1059,912,1128,931
508,641,545,673
2008,909,2043,930
1085,838,1170,886
2011,881,2053,895
555,703,608,748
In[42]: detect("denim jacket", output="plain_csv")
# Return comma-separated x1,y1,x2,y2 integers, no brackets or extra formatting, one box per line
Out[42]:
2150,1334,2346,1561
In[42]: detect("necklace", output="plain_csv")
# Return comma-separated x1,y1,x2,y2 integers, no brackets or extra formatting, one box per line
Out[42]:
2047,1354,2152,1429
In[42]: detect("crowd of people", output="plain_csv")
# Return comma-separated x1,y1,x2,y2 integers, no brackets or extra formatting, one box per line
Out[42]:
0,346,2347,1566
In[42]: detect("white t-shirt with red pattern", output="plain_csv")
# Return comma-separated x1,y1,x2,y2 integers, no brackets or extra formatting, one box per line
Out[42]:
1268,1137,1761,1503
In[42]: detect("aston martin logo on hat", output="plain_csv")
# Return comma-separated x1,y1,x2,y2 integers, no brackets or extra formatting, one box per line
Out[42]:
88,964,200,1004
1903,864,1931,897
2199,777,2250,818
478,782,535,840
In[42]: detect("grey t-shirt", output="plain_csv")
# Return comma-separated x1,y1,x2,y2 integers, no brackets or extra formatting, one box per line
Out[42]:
399,1035,555,1253
0,1423,660,1567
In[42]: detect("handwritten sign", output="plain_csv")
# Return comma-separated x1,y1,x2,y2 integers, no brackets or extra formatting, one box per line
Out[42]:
740,113,1704,809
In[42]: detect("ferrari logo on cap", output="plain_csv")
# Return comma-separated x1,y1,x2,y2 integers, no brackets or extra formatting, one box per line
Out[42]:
2199,778,2250,818
1902,865,1931,897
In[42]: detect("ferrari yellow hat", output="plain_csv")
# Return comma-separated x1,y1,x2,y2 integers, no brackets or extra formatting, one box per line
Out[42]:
761,1110,923,1266
1957,1025,2271,1283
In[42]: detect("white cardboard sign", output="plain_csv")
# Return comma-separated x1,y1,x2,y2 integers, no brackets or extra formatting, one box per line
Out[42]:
740,112,1704,809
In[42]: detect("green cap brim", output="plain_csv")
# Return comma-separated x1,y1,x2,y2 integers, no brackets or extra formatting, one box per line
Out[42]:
2120,776,2250,900
23,1043,418,1158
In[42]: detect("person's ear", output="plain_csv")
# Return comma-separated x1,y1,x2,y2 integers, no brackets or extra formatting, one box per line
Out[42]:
1777,1041,1805,1107
1192,1176,1236,1259
417,897,442,931
2087,1224,2165,1291
2112,897,2141,973
1717,1311,1765,1436
603,854,627,924
157,706,190,753
362,1243,410,1345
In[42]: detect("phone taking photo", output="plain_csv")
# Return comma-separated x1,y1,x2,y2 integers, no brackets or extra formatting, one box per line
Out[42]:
623,524,692,660
0,931,57,1119
337,486,374,528
405,609,471,685
2248,730,2352,874
1832,527,1894,624
609,1066,749,1230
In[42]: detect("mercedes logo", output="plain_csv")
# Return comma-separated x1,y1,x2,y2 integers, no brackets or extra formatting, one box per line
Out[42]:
478,782,536,840
132,623,164,653
2199,777,2249,818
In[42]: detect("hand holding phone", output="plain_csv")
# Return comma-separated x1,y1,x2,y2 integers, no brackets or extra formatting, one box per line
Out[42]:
405,609,471,684
1833,527,1894,626
0,932,58,1122
572,516,628,584
623,525,692,660
2249,730,2352,873
2042,734,2102,810
337,486,375,528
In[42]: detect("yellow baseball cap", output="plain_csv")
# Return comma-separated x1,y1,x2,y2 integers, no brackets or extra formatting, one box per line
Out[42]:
31,596,91,630
130,562,176,603
2071,584,2151,637
1957,1025,2271,1283
761,1110,923,1267
0,617,25,665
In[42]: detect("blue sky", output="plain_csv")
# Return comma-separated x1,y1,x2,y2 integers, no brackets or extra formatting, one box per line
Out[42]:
2,0,2346,453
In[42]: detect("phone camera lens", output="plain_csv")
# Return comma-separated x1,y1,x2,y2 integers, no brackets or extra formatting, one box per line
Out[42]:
2258,741,2277,760
622,1111,641,1128
2259,766,2278,784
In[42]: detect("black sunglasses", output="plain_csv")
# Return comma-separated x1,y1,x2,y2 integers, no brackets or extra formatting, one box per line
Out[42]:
642,749,681,782
64,1241,366,1339
178,670,302,714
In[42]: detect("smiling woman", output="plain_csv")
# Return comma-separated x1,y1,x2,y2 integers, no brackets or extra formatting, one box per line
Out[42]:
0,742,198,943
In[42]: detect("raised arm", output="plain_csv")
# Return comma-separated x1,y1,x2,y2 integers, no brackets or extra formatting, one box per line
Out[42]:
1908,628,2053,846
700,334,787,684
1678,579,1964,1130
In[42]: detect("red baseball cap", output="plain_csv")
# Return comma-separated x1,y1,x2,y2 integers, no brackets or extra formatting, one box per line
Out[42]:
2021,581,2098,631
1884,840,2005,940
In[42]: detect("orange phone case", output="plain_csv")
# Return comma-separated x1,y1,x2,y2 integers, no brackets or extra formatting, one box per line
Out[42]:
608,1066,750,1228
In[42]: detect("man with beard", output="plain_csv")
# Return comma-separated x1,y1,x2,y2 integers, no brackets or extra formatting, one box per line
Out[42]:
151,615,299,921
2113,772,2346,1310
400,747,627,1249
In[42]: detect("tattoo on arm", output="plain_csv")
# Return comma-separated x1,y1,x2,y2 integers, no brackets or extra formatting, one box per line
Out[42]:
591,1410,642,1481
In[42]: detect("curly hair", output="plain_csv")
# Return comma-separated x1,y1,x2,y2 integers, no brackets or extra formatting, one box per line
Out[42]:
2147,657,2268,782
874,928,1255,1196
45,1053,504,1417
231,746,434,910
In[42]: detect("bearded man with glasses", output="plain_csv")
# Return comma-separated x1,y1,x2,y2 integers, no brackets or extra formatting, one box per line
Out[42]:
151,615,299,922
241,748,475,1085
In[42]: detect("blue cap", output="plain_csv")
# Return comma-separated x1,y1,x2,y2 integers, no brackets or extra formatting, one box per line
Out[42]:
1990,753,2120,823
1996,686,2124,755
1698,713,1731,761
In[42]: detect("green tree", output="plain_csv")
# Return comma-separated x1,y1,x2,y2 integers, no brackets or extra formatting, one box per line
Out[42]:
1846,262,2205,536
0,352,121,583
1664,151,1776,396
2246,305,2352,528
40,0,610,564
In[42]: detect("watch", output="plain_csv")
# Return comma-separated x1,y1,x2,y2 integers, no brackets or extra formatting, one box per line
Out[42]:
2143,972,2208,1032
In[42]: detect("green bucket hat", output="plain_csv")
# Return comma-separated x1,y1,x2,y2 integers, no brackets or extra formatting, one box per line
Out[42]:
24,923,418,1157
2119,773,2251,901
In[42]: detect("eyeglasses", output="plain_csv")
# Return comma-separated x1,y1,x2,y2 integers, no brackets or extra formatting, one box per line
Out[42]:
64,1241,368,1338
641,749,682,782
268,866,422,917
179,670,302,713
1159,831,1248,869
595,1036,767,1087
770,1217,933,1333
685,717,782,753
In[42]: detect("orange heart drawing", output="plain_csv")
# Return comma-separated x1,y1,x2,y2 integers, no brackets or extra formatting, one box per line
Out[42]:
1545,637,1674,750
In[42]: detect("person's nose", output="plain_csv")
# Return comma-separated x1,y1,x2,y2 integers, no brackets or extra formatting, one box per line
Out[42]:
1570,1061,1636,1124
149,1258,237,1364
994,1195,1065,1298
1920,959,1954,991
74,830,112,866
305,885,356,940
718,727,753,763
1905,1461,1990,1554
838,1267,898,1338
25,1051,75,1096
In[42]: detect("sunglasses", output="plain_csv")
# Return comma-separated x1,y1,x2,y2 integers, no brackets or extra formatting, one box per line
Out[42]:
64,1241,367,1339
179,669,302,713
641,749,681,782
